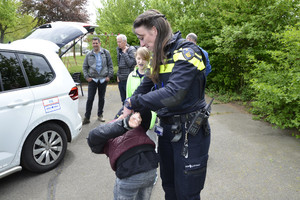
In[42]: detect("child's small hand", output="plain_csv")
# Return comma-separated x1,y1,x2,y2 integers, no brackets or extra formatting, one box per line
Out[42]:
128,112,142,128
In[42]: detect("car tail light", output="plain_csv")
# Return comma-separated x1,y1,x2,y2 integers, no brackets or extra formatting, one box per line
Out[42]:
69,86,79,100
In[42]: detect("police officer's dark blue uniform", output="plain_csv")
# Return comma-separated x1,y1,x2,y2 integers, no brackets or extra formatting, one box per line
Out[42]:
130,31,210,200
124,9,211,200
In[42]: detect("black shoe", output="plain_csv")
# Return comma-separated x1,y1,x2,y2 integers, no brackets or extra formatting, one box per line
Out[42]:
82,117,90,125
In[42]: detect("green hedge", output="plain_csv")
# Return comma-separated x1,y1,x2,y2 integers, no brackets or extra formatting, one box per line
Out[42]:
249,24,300,131
63,0,300,132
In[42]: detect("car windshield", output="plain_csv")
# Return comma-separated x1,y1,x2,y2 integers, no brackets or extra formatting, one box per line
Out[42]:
26,23,85,48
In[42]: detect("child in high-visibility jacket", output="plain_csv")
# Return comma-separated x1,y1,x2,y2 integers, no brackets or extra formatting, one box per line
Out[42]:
126,47,157,129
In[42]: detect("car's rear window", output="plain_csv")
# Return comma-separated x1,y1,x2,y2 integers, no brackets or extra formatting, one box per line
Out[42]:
25,23,84,48
18,54,54,86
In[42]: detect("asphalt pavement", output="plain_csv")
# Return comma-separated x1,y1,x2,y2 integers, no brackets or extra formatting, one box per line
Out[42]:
0,84,299,200
76,84,300,200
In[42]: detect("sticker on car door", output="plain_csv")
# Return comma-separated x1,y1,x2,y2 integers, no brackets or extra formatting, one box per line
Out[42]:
43,97,61,113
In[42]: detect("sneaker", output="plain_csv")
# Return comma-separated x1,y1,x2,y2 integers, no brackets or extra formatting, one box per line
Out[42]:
98,115,105,122
82,117,90,125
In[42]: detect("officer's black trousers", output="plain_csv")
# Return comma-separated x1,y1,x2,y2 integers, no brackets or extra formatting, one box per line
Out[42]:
158,121,211,200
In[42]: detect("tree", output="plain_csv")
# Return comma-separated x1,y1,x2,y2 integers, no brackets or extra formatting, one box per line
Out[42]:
96,0,149,45
3,14,37,43
0,0,20,42
21,0,89,25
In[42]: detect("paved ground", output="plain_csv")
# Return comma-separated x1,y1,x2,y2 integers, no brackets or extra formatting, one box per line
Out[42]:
0,84,299,200
79,84,300,200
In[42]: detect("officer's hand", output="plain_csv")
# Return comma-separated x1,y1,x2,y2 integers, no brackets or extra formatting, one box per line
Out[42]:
86,78,93,82
128,112,142,128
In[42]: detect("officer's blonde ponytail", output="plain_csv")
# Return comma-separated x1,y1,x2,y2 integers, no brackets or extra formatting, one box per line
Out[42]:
133,9,172,84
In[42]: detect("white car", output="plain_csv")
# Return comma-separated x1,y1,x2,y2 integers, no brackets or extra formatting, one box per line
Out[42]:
0,22,96,178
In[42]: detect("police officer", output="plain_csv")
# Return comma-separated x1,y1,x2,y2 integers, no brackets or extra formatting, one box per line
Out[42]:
123,9,211,200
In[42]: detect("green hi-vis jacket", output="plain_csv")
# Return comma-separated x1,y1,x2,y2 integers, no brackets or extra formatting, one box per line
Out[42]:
126,67,157,129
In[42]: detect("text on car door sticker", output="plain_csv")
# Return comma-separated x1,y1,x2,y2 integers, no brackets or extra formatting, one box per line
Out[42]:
43,97,61,113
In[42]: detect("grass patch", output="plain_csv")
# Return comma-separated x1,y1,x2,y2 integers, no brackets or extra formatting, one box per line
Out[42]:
62,55,118,83
62,55,85,74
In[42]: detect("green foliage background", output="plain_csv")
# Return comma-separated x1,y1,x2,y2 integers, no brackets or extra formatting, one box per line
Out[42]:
95,0,299,131
0,0,37,43
1,0,299,131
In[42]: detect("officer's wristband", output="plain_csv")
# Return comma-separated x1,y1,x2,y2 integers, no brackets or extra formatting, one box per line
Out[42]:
124,98,132,110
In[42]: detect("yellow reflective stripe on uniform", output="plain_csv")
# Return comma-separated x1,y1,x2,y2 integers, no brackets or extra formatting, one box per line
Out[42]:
173,48,206,71
190,56,206,71
159,63,175,74
150,47,206,74
150,63,175,74
173,50,185,61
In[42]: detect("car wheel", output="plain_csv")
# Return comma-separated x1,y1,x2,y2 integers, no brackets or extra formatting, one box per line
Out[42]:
21,123,67,173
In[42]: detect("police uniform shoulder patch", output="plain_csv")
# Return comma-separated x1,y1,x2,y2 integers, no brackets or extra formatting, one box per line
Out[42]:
182,48,195,60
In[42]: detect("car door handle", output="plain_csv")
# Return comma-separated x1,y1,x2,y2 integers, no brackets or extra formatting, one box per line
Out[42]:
7,99,32,108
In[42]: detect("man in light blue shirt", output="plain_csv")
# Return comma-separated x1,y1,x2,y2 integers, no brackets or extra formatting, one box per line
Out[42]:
93,52,106,84
186,33,212,77
82,37,114,125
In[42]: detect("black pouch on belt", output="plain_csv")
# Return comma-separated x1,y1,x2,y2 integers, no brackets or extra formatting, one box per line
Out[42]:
187,98,214,136
170,115,182,142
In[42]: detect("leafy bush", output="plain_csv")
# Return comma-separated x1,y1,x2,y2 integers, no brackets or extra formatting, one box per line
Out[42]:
93,0,300,131
249,24,300,130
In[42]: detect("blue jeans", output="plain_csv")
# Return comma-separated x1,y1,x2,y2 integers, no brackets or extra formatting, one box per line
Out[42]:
85,80,107,119
113,169,156,200
158,121,210,200
118,80,127,103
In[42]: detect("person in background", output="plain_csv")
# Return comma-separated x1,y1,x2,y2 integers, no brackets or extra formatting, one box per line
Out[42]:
116,34,137,103
87,107,159,200
82,37,114,124
122,9,211,200
186,33,212,77
126,47,156,130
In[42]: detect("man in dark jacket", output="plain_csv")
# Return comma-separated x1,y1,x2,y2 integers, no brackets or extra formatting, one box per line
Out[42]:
87,108,159,200
116,34,136,103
